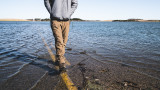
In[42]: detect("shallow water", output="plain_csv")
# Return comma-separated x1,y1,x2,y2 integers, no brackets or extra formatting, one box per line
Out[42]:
0,21,160,83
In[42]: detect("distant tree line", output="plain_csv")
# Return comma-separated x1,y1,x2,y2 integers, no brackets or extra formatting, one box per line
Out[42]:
41,18,50,21
113,19,143,22
113,19,160,22
70,18,84,21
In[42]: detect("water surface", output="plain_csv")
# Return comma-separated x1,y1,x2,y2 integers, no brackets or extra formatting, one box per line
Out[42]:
0,21,160,83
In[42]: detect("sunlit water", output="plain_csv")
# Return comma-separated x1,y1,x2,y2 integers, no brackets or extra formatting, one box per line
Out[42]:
0,21,160,83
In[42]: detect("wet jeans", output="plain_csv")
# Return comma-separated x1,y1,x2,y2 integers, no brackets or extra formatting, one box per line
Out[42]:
51,20,70,64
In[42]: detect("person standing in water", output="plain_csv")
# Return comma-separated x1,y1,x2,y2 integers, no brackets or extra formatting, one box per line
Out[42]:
44,0,78,72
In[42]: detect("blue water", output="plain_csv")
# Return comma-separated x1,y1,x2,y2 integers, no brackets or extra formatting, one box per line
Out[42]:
0,21,160,83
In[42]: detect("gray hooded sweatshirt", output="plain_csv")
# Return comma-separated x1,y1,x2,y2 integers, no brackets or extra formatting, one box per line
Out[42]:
44,0,78,20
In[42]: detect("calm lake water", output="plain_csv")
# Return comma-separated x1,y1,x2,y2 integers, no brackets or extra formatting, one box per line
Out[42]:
0,21,160,83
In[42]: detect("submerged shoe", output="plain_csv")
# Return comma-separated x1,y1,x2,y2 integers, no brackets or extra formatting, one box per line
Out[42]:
59,63,67,73
59,67,67,73
54,61,59,66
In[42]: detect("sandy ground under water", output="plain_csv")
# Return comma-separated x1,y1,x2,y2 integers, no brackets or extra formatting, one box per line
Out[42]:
0,48,160,90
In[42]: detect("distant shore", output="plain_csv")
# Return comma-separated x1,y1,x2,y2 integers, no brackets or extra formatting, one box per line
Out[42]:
0,19,30,21
0,18,160,22
110,19,160,22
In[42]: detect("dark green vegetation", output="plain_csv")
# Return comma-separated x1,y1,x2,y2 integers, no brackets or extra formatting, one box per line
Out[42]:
113,19,160,22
